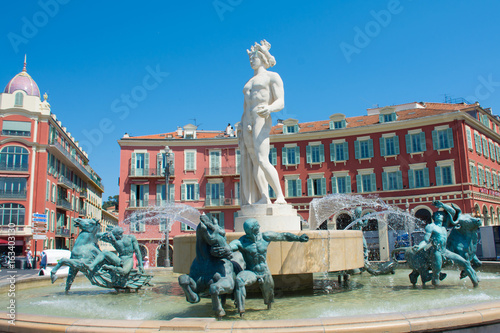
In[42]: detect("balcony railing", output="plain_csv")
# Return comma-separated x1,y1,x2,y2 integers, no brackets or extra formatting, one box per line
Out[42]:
204,167,239,176
56,226,70,237
205,197,240,207
50,140,104,190
0,162,29,172
2,130,31,137
0,190,27,199
56,198,72,210
57,176,73,189
129,168,170,177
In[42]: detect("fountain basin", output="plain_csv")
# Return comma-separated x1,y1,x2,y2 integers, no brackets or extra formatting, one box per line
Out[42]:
1,266,500,332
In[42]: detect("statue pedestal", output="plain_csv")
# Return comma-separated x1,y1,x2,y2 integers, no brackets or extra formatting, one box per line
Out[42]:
234,204,301,232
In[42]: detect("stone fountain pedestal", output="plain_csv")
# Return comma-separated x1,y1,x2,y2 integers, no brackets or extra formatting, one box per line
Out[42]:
234,203,301,232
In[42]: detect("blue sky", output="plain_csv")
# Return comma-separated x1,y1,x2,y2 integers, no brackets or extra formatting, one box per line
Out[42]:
1,0,500,199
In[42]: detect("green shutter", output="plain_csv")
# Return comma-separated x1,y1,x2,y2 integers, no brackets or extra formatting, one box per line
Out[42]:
294,124,299,133
130,184,136,204
356,175,362,193
181,184,186,201
144,185,149,205
145,153,150,171
319,144,325,163
296,179,302,197
307,179,313,196
382,172,388,191
370,173,376,192
331,177,337,194
131,152,136,176
432,130,438,150
321,177,326,195
346,175,351,193
423,168,430,187
329,120,333,129
405,134,412,153
368,139,374,158
295,146,300,164
195,183,200,200
206,183,211,205
157,153,163,173
470,166,475,185
169,184,175,202
220,183,224,200
420,132,426,151
330,143,335,161
435,167,442,186
156,185,162,205
343,142,349,160
397,171,403,189
341,119,346,128
306,145,312,163
475,134,481,153
446,128,454,149
379,137,386,156
282,147,288,165
219,213,225,228
379,114,384,123
408,170,415,189
271,148,277,165
283,126,288,134
287,179,293,197
394,136,400,155
354,140,360,159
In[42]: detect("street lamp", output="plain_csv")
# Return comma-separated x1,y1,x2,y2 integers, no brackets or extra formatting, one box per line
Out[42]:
164,146,174,267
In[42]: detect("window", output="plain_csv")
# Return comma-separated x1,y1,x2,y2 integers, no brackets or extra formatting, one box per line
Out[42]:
286,177,302,197
380,135,400,156
234,182,240,205
382,171,402,191
130,214,145,233
474,133,482,154
306,144,324,164
0,203,25,225
159,217,170,232
481,114,490,128
330,141,349,162
485,169,492,188
284,124,299,134
207,212,224,228
405,132,426,154
331,175,351,194
432,128,454,150
206,182,224,206
0,177,26,198
354,138,374,159
490,141,496,161
356,173,376,193
268,147,277,166
2,120,31,136
330,120,346,129
157,151,175,176
51,184,56,202
0,146,29,171
478,167,485,186
181,182,200,201
282,146,300,166
14,92,24,107
307,176,326,196
268,185,276,199
131,152,149,176
482,137,489,158
466,127,473,150
130,184,149,207
209,150,221,175
184,150,196,171
156,184,175,205
379,112,396,123
409,167,429,188
236,149,241,173
436,166,453,186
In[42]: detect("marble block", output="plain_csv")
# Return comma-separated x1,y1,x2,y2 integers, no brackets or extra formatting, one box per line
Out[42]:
234,204,301,232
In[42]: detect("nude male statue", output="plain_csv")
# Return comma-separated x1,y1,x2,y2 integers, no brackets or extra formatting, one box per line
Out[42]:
240,40,287,205
228,218,309,316
86,226,144,275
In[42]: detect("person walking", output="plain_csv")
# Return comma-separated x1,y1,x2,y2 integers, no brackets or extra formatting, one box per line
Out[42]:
40,248,47,270
26,248,33,269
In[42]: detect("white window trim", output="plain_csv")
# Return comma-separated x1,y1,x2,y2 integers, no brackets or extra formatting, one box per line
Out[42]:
333,171,349,177
308,141,322,146
331,139,346,144
382,132,396,138
434,125,449,131
357,135,370,141
133,149,148,153
383,165,400,172
436,159,455,167
285,143,297,148
284,174,300,180
409,163,427,170
408,129,422,135
207,178,223,184
308,173,325,179
357,168,374,175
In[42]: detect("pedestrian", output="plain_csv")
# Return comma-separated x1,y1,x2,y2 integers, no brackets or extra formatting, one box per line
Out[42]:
26,248,33,269
143,256,149,269
40,248,47,270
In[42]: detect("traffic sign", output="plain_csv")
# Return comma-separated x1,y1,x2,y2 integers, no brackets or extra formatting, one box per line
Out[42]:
33,213,47,218
33,218,47,222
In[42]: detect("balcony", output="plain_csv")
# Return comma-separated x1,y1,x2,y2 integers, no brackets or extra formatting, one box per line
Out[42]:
0,162,29,172
1,130,30,137
56,226,70,237
0,189,27,199
129,168,174,178
205,197,240,208
204,167,239,177
0,224,31,236
56,198,72,211
57,175,73,189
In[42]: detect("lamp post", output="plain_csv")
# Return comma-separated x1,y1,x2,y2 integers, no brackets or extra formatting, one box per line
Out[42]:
164,146,173,267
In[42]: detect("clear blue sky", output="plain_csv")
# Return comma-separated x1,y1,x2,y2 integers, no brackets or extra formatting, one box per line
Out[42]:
1,0,500,199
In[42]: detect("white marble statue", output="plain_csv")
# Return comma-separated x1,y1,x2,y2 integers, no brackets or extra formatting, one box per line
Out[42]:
239,40,286,206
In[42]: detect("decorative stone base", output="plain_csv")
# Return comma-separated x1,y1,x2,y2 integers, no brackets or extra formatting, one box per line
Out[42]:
234,204,301,232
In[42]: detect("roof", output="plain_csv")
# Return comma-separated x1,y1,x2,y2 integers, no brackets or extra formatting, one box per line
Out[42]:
4,60,40,97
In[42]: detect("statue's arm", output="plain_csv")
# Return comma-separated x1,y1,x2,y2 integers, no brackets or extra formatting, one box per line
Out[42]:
268,73,285,113
415,225,433,251
96,232,113,244
433,201,458,227
229,239,241,252
263,231,309,242
132,236,144,272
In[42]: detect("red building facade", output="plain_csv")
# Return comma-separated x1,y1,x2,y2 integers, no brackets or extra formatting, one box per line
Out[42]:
118,102,500,266
0,62,104,260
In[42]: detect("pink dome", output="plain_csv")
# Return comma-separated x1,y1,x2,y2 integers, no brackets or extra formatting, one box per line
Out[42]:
4,62,40,98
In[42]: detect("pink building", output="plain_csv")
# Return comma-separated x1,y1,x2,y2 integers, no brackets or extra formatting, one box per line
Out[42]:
0,60,104,263
118,102,500,266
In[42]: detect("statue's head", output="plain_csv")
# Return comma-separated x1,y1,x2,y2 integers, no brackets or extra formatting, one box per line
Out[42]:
74,218,101,232
243,218,260,239
247,40,276,69
354,207,362,218
432,211,445,223
111,226,124,238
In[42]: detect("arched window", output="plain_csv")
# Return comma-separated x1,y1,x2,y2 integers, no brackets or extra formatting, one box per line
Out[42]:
0,203,25,225
14,92,24,107
0,146,29,171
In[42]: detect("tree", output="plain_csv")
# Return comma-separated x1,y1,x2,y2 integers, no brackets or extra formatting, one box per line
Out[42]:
103,195,119,210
